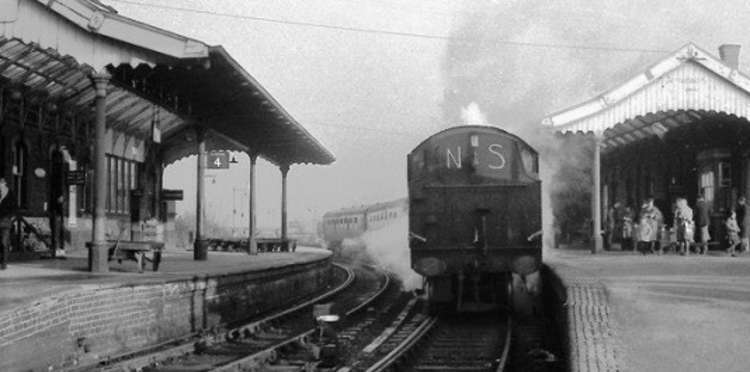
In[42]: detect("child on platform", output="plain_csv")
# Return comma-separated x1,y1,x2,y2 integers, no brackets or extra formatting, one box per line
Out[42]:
726,210,741,257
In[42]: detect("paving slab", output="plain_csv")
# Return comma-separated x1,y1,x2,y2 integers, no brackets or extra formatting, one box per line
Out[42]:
546,247,750,372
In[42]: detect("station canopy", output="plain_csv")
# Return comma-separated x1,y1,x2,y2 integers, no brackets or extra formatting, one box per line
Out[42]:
542,43,750,152
0,0,334,166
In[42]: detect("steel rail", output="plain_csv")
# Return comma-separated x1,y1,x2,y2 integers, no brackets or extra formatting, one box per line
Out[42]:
82,263,354,372
495,278,514,372
365,315,439,372
208,264,390,371
345,264,391,316
366,276,515,372
228,262,354,335
495,315,513,372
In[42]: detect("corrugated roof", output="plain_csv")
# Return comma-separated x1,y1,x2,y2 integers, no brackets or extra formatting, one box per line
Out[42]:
0,37,177,141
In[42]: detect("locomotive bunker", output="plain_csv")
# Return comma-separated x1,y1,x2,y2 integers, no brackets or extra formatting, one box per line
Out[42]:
407,125,542,311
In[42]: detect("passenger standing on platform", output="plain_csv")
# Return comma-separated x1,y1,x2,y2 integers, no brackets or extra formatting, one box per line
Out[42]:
0,178,16,270
695,189,711,255
736,196,748,253
606,201,620,250
674,198,695,255
637,197,663,254
622,204,635,251
725,210,741,257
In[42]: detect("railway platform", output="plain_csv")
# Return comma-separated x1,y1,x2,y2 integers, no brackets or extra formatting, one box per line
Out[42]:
0,247,330,313
0,247,332,371
546,246,750,372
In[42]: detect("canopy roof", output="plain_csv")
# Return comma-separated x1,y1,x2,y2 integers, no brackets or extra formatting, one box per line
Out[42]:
0,0,334,166
543,43,750,151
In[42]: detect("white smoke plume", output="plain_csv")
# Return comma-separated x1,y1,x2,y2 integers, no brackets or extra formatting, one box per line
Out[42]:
442,2,625,252
461,102,489,125
358,215,421,290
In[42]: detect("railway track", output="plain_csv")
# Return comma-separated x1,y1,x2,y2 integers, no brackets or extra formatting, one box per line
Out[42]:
70,262,390,372
364,310,512,372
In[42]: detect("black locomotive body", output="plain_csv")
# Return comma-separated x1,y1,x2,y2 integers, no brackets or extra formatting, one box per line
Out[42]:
408,125,542,311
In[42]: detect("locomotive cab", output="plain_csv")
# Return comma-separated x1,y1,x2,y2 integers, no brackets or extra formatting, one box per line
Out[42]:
408,125,542,312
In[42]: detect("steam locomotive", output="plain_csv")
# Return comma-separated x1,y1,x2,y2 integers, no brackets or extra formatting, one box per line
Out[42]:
408,125,542,311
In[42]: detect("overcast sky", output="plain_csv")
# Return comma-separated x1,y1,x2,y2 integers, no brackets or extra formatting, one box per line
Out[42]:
102,0,750,232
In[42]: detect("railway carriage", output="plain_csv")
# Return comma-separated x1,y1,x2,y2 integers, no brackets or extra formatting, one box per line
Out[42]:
321,207,367,252
320,198,407,253
408,125,542,311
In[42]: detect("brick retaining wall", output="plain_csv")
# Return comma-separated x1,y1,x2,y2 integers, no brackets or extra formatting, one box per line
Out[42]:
0,257,332,371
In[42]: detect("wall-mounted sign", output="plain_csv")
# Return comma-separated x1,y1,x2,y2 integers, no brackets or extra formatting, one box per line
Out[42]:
206,150,229,169
65,170,86,185
161,189,184,201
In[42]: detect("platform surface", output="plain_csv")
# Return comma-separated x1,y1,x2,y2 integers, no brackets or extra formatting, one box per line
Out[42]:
0,247,330,314
547,247,750,372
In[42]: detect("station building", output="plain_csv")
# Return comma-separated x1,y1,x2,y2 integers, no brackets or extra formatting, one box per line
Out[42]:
0,0,333,269
544,43,750,251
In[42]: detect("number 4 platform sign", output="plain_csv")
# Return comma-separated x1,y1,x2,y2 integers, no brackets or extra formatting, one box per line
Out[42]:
206,151,230,169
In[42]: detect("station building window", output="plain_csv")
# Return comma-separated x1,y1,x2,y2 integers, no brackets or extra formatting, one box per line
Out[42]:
12,140,27,208
106,155,139,214
700,171,715,203
719,162,731,187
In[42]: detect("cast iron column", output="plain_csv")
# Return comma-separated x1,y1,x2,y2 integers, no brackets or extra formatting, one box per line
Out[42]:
194,128,207,260
248,153,258,254
592,135,603,254
90,72,110,272
280,164,289,242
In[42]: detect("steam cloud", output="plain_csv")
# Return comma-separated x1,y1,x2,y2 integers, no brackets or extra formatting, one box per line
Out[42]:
460,102,489,125
343,215,421,290
440,1,686,250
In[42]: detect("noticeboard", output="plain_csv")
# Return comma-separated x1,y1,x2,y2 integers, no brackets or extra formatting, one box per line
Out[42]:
65,170,86,185
206,151,229,169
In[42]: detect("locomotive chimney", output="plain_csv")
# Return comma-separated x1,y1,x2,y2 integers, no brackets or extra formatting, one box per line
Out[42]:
719,44,741,69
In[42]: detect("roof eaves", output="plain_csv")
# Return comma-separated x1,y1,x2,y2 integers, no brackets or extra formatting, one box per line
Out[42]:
36,0,209,60
208,46,335,165
543,42,750,128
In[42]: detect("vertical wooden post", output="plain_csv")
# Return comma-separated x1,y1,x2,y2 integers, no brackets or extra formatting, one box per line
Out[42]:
602,183,609,250
592,135,603,254
89,72,110,272
248,153,258,254
280,164,289,242
194,128,207,260
743,157,750,240
154,161,163,221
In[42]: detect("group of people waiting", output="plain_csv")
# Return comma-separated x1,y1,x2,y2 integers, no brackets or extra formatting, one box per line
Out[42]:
605,189,748,256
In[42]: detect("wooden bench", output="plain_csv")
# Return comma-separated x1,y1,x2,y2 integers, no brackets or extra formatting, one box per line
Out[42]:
255,238,297,253
107,240,164,273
